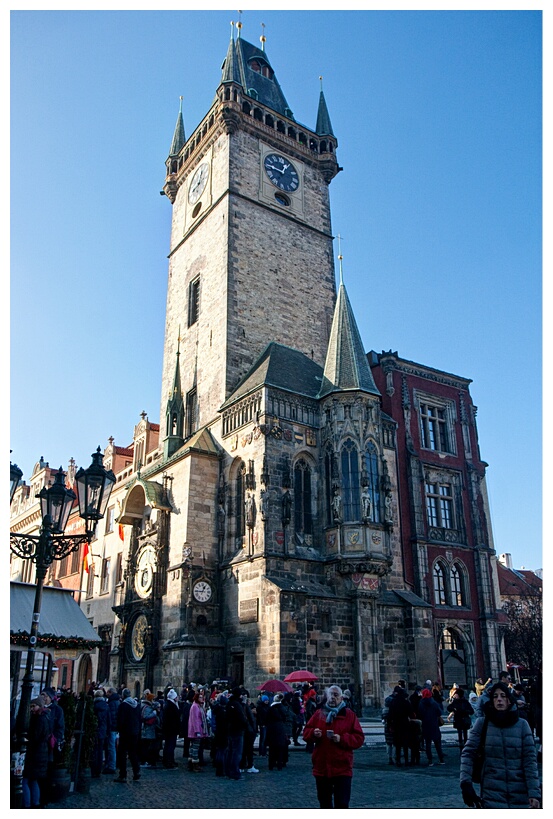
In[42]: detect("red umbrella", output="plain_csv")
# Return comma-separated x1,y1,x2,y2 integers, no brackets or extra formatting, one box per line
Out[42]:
258,679,293,693
283,670,318,683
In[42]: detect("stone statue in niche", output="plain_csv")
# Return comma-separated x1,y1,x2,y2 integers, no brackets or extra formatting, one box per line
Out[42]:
245,493,256,528
260,489,269,521
332,490,342,522
361,488,372,521
281,490,292,525
217,502,226,535
384,492,393,523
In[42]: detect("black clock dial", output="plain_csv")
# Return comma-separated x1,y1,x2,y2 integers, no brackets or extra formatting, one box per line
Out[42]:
263,153,299,193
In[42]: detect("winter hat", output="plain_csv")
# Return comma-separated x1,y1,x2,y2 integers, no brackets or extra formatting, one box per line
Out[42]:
31,697,44,708
421,688,432,699
122,688,132,699
261,695,269,703
41,687,57,700
468,693,478,703
425,680,432,686
93,689,105,698
145,692,155,701
167,689,178,701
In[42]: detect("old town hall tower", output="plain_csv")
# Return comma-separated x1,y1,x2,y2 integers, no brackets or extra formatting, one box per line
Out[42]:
97,25,502,706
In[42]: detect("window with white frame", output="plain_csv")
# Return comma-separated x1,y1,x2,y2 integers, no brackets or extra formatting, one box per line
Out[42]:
426,482,454,529
415,391,456,455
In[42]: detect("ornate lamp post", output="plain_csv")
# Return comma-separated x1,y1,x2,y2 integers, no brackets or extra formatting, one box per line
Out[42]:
10,448,115,808
10,460,23,505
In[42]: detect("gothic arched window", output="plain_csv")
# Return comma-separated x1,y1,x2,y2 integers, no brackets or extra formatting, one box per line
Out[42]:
341,439,360,522
450,563,465,606
294,459,312,536
364,441,380,522
324,448,334,526
433,562,447,606
235,462,246,539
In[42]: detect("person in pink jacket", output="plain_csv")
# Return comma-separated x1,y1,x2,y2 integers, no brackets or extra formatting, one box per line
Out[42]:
187,689,210,772
303,685,365,808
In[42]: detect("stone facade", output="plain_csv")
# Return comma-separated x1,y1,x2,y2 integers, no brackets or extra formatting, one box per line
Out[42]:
10,33,505,710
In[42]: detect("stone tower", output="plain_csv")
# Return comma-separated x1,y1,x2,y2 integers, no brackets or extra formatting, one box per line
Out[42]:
159,28,340,447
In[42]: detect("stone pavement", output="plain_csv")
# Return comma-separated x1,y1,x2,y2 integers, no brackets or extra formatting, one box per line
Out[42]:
46,741,469,810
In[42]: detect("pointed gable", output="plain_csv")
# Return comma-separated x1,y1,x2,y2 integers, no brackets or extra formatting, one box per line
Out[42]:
220,342,324,410
319,283,380,398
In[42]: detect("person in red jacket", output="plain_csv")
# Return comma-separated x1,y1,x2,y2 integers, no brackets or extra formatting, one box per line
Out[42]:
303,685,365,808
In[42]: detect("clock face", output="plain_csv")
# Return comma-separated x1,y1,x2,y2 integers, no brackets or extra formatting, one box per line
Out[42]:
188,163,209,204
130,614,148,662
193,580,212,603
263,153,300,193
135,545,156,598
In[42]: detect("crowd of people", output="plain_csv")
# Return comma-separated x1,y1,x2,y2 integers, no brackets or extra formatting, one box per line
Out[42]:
15,670,541,809
381,671,542,808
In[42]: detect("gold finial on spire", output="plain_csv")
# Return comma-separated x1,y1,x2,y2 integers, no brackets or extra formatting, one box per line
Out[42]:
230,20,235,39
237,10,242,37
319,75,323,91
260,22,266,51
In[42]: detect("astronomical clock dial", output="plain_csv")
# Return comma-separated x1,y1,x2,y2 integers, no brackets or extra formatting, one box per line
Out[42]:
135,544,156,599
188,162,209,204
130,614,148,662
192,579,212,603
263,153,300,193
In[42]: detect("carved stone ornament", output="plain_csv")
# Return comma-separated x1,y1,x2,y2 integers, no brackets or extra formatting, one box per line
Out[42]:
338,559,391,577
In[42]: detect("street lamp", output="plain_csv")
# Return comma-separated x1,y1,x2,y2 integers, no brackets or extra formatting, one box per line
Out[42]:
10,448,115,808
10,460,23,505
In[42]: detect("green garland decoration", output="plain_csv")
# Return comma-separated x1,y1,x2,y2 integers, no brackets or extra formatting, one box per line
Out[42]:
10,631,101,650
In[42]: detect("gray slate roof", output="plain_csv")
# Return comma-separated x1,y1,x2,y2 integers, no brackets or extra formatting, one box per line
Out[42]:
221,36,293,118
220,342,324,410
319,282,380,398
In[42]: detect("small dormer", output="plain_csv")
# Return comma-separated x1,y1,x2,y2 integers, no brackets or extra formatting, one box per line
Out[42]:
248,57,274,80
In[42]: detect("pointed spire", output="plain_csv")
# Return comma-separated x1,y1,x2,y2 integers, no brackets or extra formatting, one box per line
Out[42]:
316,77,335,137
319,282,380,398
221,22,242,85
260,22,266,52
164,333,185,459
169,97,185,157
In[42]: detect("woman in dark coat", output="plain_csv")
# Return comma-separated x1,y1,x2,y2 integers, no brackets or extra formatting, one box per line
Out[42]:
91,689,111,776
418,688,445,765
265,693,289,771
446,688,473,749
22,697,50,808
162,689,181,768
460,682,540,809
387,686,411,766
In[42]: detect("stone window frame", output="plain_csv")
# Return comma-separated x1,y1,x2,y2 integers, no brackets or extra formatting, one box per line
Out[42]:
341,438,361,523
293,453,317,542
432,556,470,608
423,466,464,544
363,440,381,523
185,388,198,438
100,557,111,595
188,277,200,327
414,389,457,456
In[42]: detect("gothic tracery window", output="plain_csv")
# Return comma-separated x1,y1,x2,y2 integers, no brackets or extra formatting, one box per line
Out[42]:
341,439,360,522
294,459,312,536
450,563,465,606
364,441,380,522
324,448,334,526
235,462,246,539
433,561,447,606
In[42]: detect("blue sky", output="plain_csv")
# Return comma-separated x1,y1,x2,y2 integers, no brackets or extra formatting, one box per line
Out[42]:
10,8,542,571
